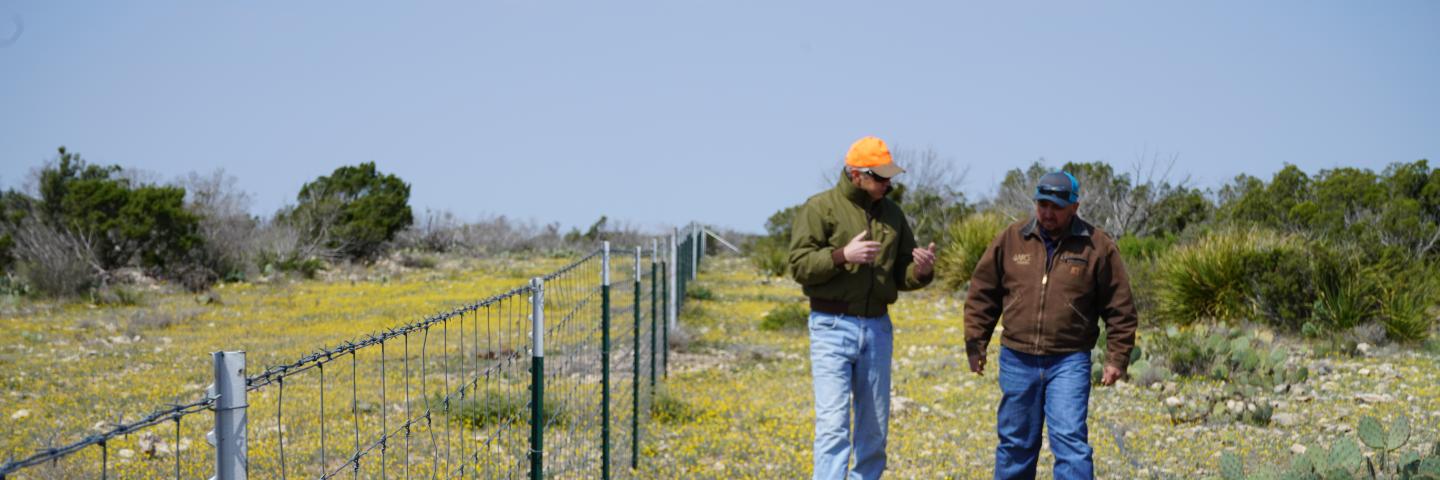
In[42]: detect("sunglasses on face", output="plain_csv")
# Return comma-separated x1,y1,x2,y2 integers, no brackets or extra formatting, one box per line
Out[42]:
864,170,891,183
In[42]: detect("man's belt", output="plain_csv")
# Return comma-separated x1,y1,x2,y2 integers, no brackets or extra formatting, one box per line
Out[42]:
809,298,886,317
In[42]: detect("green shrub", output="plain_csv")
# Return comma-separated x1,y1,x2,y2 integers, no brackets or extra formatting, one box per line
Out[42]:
652,389,699,424
1312,278,1378,334
685,283,714,301
1247,241,1319,331
449,389,567,428
935,211,1009,293
747,236,789,278
1376,271,1437,342
91,284,142,306
0,274,26,297
1155,228,1286,323
759,302,808,331
1153,228,1400,335
1126,259,1161,324
398,251,438,269
8,147,207,296
1116,234,1176,262
748,205,799,278
35,148,202,273
258,251,326,279
450,392,521,428
285,162,413,261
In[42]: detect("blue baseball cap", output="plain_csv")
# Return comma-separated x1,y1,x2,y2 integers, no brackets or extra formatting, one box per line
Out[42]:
1034,171,1080,207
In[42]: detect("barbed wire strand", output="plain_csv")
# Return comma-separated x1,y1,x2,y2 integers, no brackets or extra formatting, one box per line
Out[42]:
0,396,214,476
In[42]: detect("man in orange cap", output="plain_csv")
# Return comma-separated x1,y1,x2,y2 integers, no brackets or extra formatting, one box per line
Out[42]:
789,136,937,479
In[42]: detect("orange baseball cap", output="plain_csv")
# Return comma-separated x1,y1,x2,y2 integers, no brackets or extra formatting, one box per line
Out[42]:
845,136,904,178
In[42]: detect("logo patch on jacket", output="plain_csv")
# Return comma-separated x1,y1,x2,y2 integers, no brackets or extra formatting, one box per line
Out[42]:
1012,253,1032,266
1062,256,1086,276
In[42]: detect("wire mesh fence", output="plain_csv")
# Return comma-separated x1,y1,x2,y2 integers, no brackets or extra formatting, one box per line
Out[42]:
0,396,215,478
1,229,708,479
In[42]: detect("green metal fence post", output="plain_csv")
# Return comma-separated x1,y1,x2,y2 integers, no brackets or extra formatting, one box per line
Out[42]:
631,246,641,470
600,242,612,480
662,237,670,379
680,233,689,310
650,240,658,392
529,277,545,480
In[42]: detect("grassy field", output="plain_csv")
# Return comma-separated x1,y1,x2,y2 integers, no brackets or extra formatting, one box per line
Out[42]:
3,253,1437,479
639,256,1440,479
1,255,573,478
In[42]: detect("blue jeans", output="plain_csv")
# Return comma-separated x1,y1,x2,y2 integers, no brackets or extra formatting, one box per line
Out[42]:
809,311,893,480
995,347,1094,480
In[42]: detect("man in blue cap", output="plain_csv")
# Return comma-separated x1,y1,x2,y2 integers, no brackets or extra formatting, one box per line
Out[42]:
963,171,1139,479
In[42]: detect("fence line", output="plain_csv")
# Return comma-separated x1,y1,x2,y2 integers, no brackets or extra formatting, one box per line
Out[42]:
1,226,709,479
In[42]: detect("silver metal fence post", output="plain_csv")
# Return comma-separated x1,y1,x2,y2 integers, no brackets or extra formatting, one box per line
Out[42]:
650,239,659,386
691,224,698,280
600,241,612,480
210,351,247,480
529,277,545,480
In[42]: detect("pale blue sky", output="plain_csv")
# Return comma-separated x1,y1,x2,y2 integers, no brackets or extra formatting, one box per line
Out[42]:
2,1,1437,233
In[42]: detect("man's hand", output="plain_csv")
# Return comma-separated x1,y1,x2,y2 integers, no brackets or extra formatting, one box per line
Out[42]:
912,242,937,277
1101,365,1125,386
842,231,881,264
967,350,987,376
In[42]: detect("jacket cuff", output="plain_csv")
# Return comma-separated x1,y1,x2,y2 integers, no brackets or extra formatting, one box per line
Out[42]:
1106,353,1131,369
830,247,846,266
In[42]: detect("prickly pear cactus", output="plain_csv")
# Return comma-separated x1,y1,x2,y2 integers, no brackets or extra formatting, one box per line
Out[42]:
1329,436,1363,473
1359,416,1387,451
1419,457,1440,478
1386,414,1410,451
1220,452,1244,480
1227,417,1440,480
1156,325,1314,427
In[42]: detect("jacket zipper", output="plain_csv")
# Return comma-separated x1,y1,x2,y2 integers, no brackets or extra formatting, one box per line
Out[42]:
863,204,878,316
1036,236,1062,351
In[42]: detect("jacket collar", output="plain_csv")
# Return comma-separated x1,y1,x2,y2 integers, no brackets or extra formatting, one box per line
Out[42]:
836,170,878,208
1020,216,1092,239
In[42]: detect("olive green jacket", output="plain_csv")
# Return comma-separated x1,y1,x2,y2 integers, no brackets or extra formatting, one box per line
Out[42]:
787,173,932,317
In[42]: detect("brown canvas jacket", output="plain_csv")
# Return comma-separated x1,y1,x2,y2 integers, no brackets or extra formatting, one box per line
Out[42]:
963,216,1138,368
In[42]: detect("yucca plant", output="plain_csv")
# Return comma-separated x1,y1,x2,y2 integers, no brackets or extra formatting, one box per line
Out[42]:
1156,228,1288,323
1313,279,1379,333
935,211,1010,293
1375,274,1436,342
